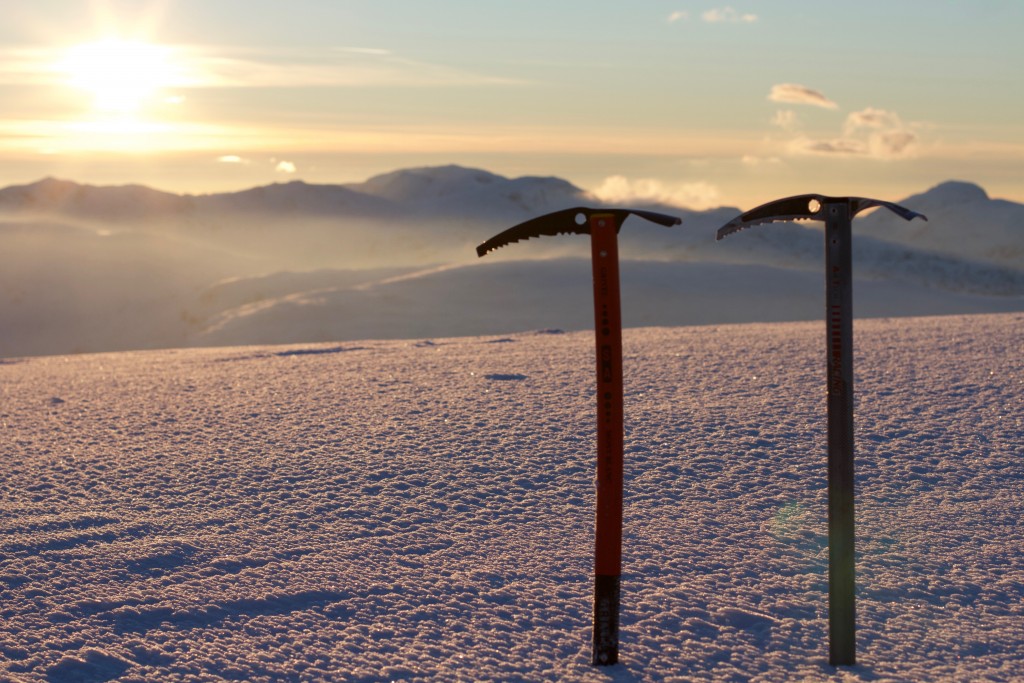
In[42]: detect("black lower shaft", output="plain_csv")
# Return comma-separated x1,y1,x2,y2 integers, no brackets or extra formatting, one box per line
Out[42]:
592,574,620,665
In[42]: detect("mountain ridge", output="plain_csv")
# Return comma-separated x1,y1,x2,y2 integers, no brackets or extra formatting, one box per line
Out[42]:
0,168,1007,210
1,165,1021,357
0,166,591,222
0,166,1013,233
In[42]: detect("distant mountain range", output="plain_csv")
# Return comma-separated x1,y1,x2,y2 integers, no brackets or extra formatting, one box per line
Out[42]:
0,165,1021,357
2,166,1021,265
0,165,584,224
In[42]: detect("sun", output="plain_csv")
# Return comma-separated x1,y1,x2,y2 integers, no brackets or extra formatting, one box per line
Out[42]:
60,39,179,114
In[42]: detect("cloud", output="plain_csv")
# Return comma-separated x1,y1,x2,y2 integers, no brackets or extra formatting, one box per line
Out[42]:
0,44,518,90
334,47,392,56
768,84,838,110
275,160,297,174
791,138,866,156
590,175,720,210
766,90,919,160
843,108,917,157
844,108,917,157
702,7,758,23
844,107,902,134
771,109,798,130
191,46,521,89
0,47,70,86
217,155,249,164
874,130,916,156
668,11,689,22
787,108,918,159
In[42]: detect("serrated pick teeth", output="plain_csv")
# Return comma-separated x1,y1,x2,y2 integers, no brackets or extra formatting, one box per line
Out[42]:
717,215,814,240
476,207,682,258
716,195,926,241
476,228,581,257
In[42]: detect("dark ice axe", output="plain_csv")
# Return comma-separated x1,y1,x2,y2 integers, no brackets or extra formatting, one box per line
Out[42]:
717,195,926,666
477,206,682,666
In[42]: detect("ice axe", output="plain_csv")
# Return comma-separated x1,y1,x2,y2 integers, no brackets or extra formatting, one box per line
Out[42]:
477,206,682,666
717,195,927,666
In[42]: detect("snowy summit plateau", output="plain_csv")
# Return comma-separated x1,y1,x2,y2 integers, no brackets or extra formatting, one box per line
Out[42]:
1,314,1021,680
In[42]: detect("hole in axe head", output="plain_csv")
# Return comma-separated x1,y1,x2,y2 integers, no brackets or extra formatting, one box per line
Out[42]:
575,212,587,225
808,198,822,214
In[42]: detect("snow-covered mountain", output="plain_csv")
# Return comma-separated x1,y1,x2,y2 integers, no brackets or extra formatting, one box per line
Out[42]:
0,166,1021,357
0,177,190,221
856,180,1023,267
0,165,588,226
2,169,1019,262
344,164,587,220
194,180,401,218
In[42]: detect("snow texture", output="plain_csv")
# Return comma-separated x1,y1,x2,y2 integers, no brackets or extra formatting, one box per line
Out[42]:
1,313,1021,682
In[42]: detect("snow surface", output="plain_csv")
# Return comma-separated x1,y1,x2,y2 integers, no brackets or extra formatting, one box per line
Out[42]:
1,313,1021,682
192,258,1024,350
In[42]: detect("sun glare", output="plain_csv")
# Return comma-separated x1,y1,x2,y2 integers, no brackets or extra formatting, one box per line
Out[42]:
60,39,179,114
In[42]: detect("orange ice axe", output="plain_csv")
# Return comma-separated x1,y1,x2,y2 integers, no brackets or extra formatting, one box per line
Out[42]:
477,206,681,666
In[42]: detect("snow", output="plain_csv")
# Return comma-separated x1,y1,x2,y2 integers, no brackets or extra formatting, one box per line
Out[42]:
0,178,190,222
857,181,1024,268
197,181,400,219
344,165,583,220
192,258,1024,350
2,313,1021,682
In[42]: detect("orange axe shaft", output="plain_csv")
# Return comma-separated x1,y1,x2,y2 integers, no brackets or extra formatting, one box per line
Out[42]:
478,206,681,666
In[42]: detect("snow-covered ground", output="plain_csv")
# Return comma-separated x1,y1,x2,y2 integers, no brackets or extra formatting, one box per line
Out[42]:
1,313,1021,682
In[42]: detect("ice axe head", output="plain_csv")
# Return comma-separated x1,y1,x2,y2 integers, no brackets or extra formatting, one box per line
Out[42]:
477,206,682,257
716,194,927,240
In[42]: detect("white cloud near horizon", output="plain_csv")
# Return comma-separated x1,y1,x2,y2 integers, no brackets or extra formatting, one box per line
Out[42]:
217,155,249,164
590,175,720,210
768,83,838,110
275,160,297,174
668,11,689,22
703,7,758,23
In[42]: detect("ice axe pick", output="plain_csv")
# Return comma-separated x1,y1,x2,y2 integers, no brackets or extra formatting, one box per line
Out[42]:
717,195,927,666
477,206,682,666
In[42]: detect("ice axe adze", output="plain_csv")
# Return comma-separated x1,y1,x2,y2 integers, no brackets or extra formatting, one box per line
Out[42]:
717,195,927,667
477,206,682,666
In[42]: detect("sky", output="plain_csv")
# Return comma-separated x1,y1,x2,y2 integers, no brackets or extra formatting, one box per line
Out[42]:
0,0,1022,208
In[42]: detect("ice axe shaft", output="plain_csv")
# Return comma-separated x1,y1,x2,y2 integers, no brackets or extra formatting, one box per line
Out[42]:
825,201,856,666
717,194,926,667
477,206,681,667
589,215,624,664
